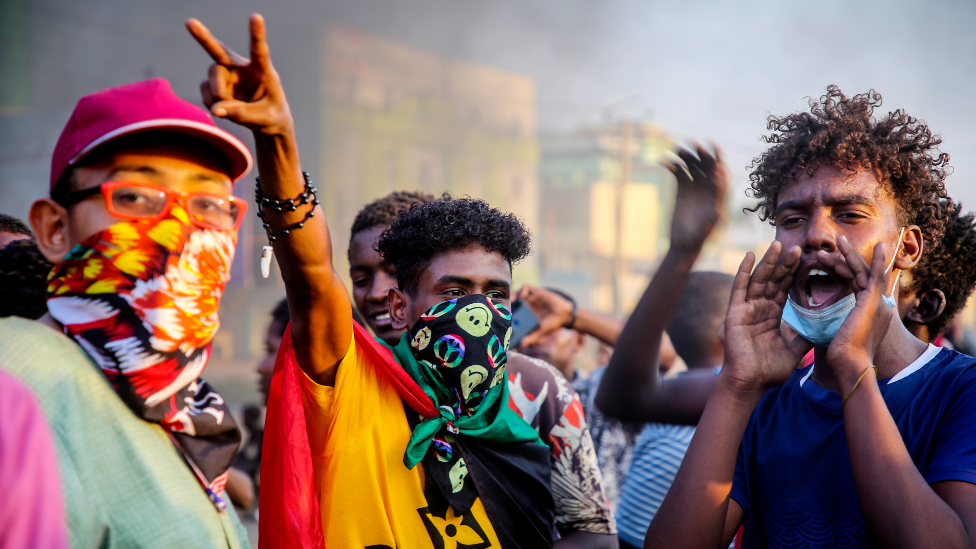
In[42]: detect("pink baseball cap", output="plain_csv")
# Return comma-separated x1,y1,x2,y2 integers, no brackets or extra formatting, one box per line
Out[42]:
50,78,253,189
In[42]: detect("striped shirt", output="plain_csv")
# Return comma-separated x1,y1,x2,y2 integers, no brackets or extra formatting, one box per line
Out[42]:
614,423,696,547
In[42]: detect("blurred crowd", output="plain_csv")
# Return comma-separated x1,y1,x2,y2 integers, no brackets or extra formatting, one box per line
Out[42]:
5,13,976,549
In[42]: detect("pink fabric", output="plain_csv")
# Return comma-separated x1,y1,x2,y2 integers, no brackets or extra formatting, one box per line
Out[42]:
0,370,67,549
50,78,252,187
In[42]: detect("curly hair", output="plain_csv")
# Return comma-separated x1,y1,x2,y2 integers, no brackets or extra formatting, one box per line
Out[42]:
375,193,532,296
0,239,54,320
909,201,976,335
747,85,951,251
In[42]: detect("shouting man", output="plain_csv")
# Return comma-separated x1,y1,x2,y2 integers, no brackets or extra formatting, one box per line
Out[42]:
645,87,976,549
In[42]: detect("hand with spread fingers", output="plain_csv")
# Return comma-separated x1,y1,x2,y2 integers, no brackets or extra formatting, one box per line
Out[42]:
818,237,894,381
722,241,811,390
186,15,293,136
666,144,728,252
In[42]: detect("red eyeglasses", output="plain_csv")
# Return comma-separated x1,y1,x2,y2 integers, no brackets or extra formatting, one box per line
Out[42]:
58,181,248,231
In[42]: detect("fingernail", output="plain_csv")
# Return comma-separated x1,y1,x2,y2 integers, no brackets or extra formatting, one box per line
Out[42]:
213,107,227,117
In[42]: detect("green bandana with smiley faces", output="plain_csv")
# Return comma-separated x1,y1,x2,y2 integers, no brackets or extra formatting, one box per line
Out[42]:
390,294,544,513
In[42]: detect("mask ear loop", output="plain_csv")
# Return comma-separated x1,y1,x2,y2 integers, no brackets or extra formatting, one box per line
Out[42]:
884,227,906,301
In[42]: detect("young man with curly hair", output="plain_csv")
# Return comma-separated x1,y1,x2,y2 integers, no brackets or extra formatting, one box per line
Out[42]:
186,16,654,549
643,86,976,549
598,199,976,430
596,192,976,548
347,191,619,547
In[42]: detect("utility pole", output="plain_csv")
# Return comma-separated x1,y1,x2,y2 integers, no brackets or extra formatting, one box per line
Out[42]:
544,203,557,272
612,118,632,318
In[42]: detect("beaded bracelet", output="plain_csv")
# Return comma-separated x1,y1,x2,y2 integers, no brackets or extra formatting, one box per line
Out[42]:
255,171,319,242
255,171,320,278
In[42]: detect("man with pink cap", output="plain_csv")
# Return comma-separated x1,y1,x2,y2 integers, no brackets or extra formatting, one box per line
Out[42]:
0,77,252,547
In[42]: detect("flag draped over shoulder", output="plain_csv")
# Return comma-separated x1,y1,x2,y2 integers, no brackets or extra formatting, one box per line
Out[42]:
257,324,323,549
258,322,438,549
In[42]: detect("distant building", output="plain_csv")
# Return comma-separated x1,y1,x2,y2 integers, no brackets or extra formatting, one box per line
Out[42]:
538,121,676,313
0,15,541,369
320,25,540,284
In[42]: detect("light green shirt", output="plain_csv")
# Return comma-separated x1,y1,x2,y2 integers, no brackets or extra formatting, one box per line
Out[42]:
0,317,249,549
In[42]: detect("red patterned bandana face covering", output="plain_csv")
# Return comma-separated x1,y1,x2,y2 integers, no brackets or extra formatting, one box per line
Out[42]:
46,206,241,510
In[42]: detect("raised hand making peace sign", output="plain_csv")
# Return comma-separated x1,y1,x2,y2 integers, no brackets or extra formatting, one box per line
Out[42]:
186,15,293,136
187,15,354,388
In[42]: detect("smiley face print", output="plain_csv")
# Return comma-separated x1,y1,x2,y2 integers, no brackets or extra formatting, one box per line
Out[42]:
412,327,433,351
460,365,489,401
457,303,492,337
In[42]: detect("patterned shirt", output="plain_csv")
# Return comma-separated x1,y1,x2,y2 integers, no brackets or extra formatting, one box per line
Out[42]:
507,353,617,536
573,366,646,512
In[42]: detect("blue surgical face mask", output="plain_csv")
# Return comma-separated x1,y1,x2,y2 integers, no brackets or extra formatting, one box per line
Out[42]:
782,228,904,346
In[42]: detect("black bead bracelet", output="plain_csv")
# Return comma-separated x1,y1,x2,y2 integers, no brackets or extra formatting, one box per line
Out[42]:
255,171,320,242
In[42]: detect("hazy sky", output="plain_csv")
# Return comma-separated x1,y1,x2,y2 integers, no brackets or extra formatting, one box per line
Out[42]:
327,0,976,208
7,0,976,210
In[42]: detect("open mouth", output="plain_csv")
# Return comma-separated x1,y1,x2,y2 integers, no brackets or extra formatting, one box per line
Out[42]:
796,264,849,311
370,311,392,328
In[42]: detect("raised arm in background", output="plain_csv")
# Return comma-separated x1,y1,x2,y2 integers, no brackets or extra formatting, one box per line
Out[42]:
187,15,351,385
517,286,625,347
594,145,727,423
643,241,807,549
516,285,677,371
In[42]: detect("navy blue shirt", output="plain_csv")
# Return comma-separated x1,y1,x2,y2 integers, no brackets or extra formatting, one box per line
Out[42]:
731,345,976,548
